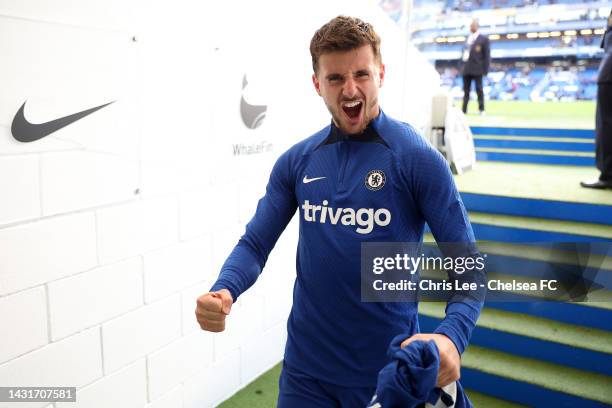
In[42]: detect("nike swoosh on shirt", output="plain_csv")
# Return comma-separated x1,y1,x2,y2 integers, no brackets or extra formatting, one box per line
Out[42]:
303,176,327,184
11,100,115,143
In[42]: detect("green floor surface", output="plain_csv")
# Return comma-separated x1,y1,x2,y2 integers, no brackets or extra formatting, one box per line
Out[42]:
219,362,524,407
453,162,612,206
218,363,282,408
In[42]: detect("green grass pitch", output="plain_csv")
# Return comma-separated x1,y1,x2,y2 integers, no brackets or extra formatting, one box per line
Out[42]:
461,100,596,129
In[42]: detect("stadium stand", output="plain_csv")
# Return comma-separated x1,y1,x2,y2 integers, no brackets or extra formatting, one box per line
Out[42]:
437,62,599,101
409,0,610,100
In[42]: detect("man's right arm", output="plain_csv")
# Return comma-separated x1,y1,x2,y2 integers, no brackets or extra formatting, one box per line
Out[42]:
197,150,297,331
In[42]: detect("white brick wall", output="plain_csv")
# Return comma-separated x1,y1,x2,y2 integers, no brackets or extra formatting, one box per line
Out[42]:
48,257,143,340
0,287,48,363
214,292,265,361
102,295,181,374
56,359,147,408
41,151,139,216
146,386,183,408
240,323,287,385
96,197,179,264
146,331,213,400
0,212,97,296
0,155,40,226
142,237,212,303
183,350,241,408
0,327,102,388
178,190,212,241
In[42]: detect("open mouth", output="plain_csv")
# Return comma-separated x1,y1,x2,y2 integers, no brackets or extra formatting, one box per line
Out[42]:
342,100,363,120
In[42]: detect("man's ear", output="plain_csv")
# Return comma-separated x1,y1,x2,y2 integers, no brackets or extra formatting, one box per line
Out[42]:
312,73,322,96
378,63,386,88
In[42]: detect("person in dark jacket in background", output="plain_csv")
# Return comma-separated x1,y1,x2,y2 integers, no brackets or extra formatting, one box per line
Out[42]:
581,11,612,190
461,19,490,115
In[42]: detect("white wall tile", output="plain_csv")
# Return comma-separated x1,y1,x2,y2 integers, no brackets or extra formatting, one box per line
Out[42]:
0,287,48,364
182,350,240,408
41,151,139,216
147,331,213,401
0,213,97,296
146,385,183,408
102,295,181,374
48,257,143,340
240,323,286,385
143,236,212,303
208,183,241,233
0,327,102,388
0,1,138,41
0,156,40,226
56,359,146,408
214,292,264,361
178,190,212,241
96,197,178,264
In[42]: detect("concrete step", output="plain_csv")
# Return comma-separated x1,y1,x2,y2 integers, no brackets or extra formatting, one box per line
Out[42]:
465,389,526,408
453,161,612,226
460,192,612,226
473,134,595,152
468,212,612,241
476,147,594,166
470,127,595,139
461,346,612,407
420,302,612,376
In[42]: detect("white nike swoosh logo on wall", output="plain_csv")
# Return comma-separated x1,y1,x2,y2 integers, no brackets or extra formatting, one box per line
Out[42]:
303,176,326,184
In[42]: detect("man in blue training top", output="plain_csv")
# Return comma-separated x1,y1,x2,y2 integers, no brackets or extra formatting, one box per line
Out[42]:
195,15,485,407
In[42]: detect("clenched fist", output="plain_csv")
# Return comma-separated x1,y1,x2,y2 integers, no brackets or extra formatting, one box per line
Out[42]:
401,333,460,387
195,289,233,332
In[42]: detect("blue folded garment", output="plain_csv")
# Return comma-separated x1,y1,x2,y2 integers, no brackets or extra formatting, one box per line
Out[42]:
367,334,472,408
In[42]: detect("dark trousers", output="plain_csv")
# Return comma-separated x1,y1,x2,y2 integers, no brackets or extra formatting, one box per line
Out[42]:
596,83,612,181
277,362,375,407
462,74,484,113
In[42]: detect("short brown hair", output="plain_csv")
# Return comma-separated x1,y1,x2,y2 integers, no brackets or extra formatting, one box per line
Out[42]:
309,16,382,74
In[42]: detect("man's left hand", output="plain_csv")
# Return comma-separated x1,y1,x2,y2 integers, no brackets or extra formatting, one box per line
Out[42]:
400,333,460,387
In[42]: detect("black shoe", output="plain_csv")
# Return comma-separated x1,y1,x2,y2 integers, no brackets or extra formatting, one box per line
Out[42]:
580,179,612,189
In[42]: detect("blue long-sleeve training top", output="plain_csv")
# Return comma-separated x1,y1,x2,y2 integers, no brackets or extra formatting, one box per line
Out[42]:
211,109,485,387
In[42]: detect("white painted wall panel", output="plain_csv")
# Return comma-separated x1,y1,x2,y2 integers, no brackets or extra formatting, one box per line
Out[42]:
102,295,181,374
0,327,102,388
0,17,140,160
0,0,140,31
0,155,40,226
0,287,48,364
55,359,147,408
182,350,240,408
96,197,179,264
146,331,213,400
142,236,212,303
41,151,139,216
0,213,97,296
146,385,183,408
48,257,143,340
